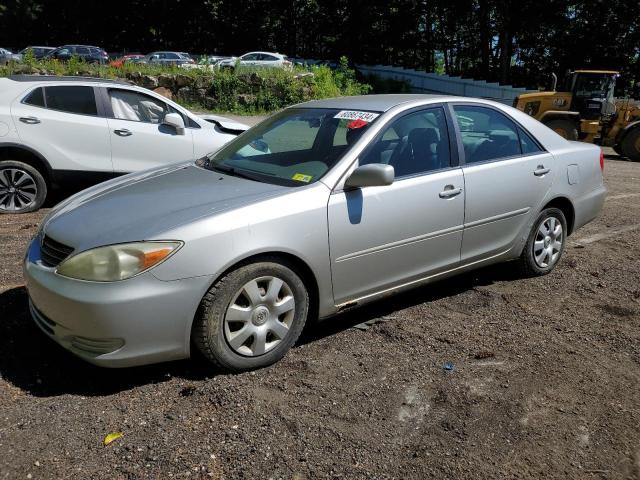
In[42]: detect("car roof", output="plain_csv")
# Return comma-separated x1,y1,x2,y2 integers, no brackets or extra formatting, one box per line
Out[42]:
7,75,128,85
295,94,455,112
244,51,282,57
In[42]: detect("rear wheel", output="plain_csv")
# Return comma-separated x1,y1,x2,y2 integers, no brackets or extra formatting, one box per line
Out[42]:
620,128,640,162
193,260,309,372
0,160,47,214
518,208,567,276
544,119,579,141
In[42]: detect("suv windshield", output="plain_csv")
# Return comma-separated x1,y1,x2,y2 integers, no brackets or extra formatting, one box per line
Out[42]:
199,108,381,186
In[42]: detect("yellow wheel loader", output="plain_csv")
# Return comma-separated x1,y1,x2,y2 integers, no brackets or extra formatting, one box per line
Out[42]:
513,70,640,161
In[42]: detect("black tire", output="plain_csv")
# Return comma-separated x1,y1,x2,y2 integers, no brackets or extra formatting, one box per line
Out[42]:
613,144,623,156
620,128,640,162
0,160,47,214
193,259,309,372
518,208,567,277
544,119,579,141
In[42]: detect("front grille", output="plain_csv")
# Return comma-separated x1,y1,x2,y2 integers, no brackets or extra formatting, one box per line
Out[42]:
40,235,74,268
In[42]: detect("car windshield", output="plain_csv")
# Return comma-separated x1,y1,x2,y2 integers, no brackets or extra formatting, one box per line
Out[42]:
199,108,382,186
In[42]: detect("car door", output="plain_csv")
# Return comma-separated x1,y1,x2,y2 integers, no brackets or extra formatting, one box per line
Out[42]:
328,106,465,304
451,104,554,262
104,87,194,172
11,85,113,175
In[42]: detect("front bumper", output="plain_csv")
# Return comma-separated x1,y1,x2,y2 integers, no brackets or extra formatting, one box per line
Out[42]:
23,237,213,367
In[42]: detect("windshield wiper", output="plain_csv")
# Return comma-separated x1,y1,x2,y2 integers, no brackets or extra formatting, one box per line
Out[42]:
210,163,263,182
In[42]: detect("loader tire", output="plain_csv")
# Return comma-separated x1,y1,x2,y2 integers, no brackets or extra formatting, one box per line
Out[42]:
544,119,578,141
621,128,640,162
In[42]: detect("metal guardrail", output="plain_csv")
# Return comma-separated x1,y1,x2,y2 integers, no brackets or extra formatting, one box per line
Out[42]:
355,64,537,105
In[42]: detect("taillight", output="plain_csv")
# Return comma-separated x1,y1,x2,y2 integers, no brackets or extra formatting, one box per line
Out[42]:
599,149,604,173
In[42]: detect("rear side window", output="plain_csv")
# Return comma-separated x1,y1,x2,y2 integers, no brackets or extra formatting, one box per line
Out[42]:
44,86,97,116
453,105,521,163
24,88,45,107
518,127,543,154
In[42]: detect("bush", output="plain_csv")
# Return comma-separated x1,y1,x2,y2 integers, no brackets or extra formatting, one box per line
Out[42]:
0,57,371,114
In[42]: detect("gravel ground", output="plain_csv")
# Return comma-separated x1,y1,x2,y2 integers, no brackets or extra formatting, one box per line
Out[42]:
0,151,639,479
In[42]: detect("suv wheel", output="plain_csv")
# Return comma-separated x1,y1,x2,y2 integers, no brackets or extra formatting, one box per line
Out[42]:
193,260,309,372
0,161,47,213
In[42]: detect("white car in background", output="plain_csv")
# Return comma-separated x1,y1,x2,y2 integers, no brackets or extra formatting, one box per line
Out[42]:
1,48,16,65
218,51,292,70
0,75,249,213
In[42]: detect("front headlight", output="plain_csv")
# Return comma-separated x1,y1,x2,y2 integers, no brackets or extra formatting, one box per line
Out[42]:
57,241,182,282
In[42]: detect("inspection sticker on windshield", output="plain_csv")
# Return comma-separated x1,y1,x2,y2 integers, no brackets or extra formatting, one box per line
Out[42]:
292,173,313,183
334,110,380,122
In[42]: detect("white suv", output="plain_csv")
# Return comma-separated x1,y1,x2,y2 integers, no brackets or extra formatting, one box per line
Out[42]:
218,52,292,70
0,75,248,213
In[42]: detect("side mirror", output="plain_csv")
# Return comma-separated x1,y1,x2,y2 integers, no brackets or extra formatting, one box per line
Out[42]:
163,112,185,135
345,163,394,188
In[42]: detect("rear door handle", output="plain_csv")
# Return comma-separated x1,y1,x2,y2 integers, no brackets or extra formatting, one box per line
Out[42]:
439,185,463,198
19,116,40,124
114,129,132,137
534,165,550,176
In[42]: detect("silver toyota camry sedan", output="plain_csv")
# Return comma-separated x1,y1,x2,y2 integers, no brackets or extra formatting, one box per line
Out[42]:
24,94,606,372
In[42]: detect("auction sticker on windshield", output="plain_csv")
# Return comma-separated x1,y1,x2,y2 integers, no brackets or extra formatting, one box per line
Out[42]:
292,173,313,182
334,111,380,122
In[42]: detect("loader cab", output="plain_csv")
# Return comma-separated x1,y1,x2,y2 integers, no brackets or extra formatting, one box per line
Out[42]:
567,70,618,120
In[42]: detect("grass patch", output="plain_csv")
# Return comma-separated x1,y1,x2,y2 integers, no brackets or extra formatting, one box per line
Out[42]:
0,55,371,115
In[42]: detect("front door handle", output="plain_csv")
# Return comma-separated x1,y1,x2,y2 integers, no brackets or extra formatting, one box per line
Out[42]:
114,129,133,137
19,116,41,124
534,165,551,176
439,185,463,198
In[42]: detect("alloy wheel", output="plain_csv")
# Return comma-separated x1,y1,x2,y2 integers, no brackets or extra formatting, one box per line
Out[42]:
533,216,563,268
0,168,38,212
224,276,296,357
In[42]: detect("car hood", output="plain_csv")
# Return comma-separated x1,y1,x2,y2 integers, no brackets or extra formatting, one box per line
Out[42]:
43,163,288,252
198,114,250,133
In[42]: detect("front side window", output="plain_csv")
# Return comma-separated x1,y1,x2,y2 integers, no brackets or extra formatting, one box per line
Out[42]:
44,86,97,115
360,107,451,177
109,89,169,124
453,105,522,163
76,47,90,55
200,108,382,186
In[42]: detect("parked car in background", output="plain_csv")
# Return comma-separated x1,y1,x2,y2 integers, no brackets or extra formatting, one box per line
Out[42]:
23,94,606,372
0,75,249,213
44,45,109,64
109,54,145,68
1,48,15,65
181,55,232,71
218,51,292,69
140,51,194,66
13,46,55,61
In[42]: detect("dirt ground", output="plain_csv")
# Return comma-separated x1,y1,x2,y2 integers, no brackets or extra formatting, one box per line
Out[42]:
0,152,639,480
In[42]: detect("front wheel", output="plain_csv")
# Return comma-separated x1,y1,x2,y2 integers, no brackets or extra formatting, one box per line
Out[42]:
193,260,309,372
620,128,640,162
544,119,579,141
0,161,47,213
518,208,567,276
